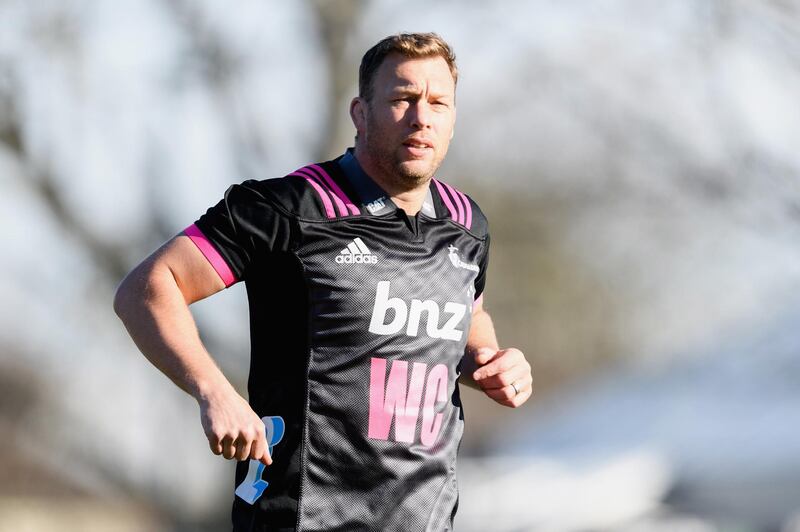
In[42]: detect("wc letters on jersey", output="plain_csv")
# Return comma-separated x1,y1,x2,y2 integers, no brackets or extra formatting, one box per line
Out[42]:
367,357,449,447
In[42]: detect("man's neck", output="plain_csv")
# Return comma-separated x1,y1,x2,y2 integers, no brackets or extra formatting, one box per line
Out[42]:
353,145,430,216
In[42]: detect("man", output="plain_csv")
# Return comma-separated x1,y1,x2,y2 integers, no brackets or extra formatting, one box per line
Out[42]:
114,32,531,531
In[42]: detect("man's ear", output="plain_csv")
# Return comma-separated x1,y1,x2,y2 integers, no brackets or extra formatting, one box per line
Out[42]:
350,97,366,132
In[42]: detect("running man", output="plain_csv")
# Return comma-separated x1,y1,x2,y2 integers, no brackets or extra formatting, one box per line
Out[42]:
114,32,532,531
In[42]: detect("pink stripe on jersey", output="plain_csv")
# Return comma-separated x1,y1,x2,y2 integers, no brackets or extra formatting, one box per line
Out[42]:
308,164,360,216
289,172,336,218
433,179,459,223
295,168,347,217
454,188,473,229
184,224,237,287
442,181,465,226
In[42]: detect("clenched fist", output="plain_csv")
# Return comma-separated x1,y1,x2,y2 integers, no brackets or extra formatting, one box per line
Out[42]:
471,347,532,407
198,386,272,465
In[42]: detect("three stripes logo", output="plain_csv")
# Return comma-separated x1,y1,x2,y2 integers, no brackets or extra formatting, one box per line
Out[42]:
336,237,378,264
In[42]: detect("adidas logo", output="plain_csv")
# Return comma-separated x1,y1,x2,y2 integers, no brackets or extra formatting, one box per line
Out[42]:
336,237,378,264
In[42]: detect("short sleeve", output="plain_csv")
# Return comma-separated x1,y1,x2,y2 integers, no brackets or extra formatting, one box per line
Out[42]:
186,180,293,286
473,234,490,301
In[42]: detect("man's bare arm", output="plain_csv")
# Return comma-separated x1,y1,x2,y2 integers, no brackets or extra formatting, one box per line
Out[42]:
460,296,532,407
460,297,499,391
113,235,270,465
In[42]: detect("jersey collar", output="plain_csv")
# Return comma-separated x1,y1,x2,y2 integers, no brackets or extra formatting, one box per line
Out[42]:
338,148,437,218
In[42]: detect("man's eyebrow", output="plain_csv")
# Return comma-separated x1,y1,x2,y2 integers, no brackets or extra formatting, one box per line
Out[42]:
391,86,422,95
390,86,453,99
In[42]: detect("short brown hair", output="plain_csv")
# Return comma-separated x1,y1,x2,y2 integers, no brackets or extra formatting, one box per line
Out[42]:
358,32,458,102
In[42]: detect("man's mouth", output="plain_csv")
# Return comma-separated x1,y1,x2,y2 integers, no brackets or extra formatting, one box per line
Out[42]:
402,139,433,153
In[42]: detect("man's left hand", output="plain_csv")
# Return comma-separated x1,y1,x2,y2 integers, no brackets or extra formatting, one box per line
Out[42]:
472,347,532,407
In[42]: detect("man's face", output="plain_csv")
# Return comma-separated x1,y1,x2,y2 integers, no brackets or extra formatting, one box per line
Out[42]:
353,54,456,188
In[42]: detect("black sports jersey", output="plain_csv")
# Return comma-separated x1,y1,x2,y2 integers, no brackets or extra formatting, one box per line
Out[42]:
187,151,490,531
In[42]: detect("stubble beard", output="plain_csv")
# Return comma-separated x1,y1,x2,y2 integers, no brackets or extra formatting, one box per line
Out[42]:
364,119,443,193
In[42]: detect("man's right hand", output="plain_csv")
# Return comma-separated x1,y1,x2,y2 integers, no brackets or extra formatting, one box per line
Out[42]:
114,234,272,466
198,385,272,466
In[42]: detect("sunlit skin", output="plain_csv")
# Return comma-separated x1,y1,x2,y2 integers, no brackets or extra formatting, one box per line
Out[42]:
350,54,456,215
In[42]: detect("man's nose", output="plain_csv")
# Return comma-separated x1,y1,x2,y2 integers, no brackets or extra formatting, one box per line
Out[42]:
409,101,432,129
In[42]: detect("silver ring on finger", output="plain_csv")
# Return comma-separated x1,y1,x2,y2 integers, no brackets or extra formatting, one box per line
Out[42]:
511,382,520,396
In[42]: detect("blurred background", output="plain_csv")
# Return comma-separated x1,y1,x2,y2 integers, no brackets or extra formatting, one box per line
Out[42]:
1,0,799,530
